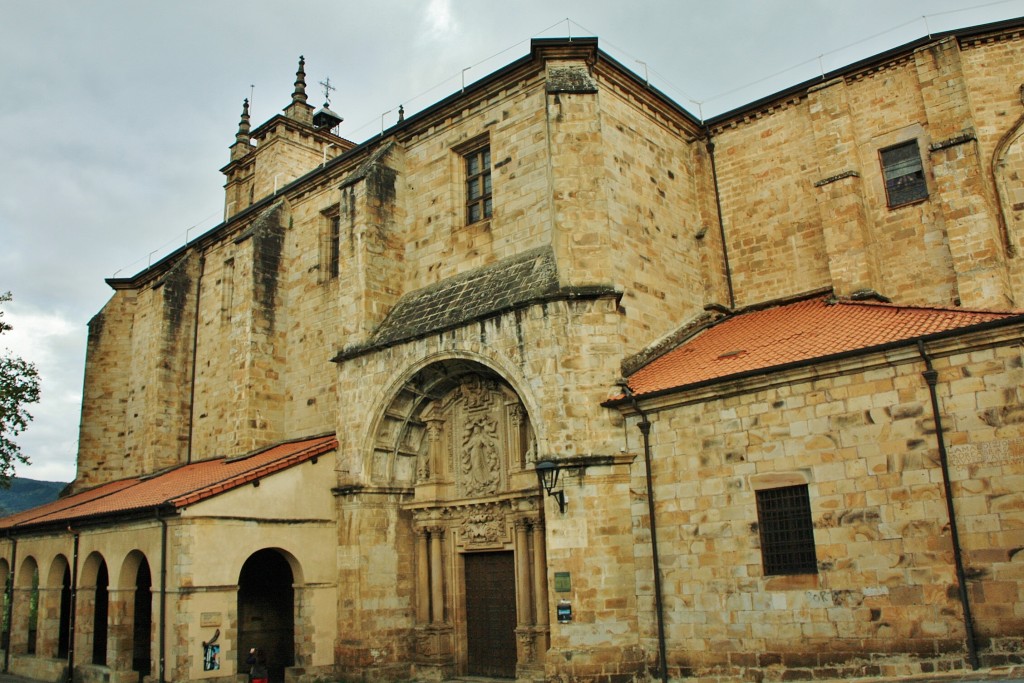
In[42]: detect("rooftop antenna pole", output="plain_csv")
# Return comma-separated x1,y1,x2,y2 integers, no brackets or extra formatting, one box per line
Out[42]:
818,55,825,80
637,60,649,86
381,109,393,136
567,18,571,41
249,84,255,116
923,14,931,39
462,67,470,92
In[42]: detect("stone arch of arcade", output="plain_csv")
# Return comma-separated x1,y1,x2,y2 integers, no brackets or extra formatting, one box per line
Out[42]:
368,356,550,680
116,550,153,678
78,551,110,667
12,556,39,657
237,547,305,683
43,554,72,661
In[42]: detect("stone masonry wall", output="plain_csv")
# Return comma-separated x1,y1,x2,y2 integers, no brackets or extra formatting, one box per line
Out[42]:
711,33,1024,309
711,98,834,308
628,329,1024,680
578,63,708,352
959,32,1024,305
331,295,638,678
76,289,136,489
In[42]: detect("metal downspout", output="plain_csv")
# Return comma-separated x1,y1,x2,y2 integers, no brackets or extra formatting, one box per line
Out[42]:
185,255,205,464
4,537,15,673
917,340,979,669
68,531,79,678
705,136,735,309
159,515,168,683
624,386,668,683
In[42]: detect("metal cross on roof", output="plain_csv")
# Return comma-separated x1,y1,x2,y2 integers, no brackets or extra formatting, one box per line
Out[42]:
319,77,336,106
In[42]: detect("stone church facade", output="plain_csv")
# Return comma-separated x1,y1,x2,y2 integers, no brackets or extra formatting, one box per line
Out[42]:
2,18,1024,683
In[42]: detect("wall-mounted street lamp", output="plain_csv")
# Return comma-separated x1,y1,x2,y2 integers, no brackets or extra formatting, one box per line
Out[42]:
535,460,567,513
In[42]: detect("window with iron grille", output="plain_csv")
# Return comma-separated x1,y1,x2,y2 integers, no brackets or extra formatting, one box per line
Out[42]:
755,484,818,575
465,145,492,224
880,140,927,207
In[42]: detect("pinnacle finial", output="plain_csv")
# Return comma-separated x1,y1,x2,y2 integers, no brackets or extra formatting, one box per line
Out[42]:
235,98,251,143
293,55,308,105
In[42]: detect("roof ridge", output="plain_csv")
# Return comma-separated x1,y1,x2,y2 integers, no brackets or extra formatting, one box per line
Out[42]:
834,298,1024,316
167,435,338,509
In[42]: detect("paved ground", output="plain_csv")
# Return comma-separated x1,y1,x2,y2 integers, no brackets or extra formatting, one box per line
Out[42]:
0,668,1019,683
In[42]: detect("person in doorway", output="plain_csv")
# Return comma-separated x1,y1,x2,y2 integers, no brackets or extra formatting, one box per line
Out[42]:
247,647,268,683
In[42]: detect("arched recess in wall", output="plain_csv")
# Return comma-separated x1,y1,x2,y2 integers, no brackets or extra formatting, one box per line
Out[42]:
45,554,72,660
237,548,301,683
119,550,153,677
367,356,549,679
16,557,38,656
79,552,109,666
367,357,539,489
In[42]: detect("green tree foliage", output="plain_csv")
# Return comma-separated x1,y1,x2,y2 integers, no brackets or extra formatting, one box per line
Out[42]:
0,292,41,485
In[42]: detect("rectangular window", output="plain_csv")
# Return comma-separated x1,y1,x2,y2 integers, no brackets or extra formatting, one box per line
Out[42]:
881,141,927,207
465,145,492,224
328,213,340,279
221,258,235,323
320,206,341,282
755,484,818,575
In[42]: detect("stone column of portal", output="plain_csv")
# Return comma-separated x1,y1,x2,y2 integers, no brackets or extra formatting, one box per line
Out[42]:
532,521,549,628
515,520,531,627
416,528,430,624
429,527,444,624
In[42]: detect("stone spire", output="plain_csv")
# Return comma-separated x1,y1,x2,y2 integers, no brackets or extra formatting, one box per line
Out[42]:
293,55,308,106
236,98,251,143
230,98,253,161
283,55,314,125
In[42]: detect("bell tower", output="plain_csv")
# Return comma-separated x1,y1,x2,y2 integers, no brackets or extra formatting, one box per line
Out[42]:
221,56,355,220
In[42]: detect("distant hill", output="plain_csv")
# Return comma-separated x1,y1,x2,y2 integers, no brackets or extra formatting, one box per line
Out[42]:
0,477,67,517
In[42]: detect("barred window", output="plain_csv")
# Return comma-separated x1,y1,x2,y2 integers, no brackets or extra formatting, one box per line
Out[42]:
881,141,927,207
465,145,492,224
755,484,818,575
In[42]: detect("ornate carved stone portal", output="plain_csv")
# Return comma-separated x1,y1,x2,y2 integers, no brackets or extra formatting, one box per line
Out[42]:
373,363,548,681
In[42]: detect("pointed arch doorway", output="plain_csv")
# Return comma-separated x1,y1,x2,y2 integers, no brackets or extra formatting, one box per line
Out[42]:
237,549,294,683
371,359,550,680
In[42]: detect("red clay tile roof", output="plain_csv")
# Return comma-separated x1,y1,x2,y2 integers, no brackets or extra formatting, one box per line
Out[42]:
624,297,1022,399
0,434,337,532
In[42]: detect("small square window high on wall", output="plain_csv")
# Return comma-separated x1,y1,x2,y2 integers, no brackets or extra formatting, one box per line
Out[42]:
881,140,928,207
466,145,492,224
755,484,818,576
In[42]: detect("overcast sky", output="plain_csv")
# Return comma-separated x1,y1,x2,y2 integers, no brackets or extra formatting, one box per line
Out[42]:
2,0,1023,483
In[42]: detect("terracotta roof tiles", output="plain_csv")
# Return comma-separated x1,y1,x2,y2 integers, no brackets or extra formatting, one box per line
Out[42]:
0,434,337,532
625,297,1022,398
